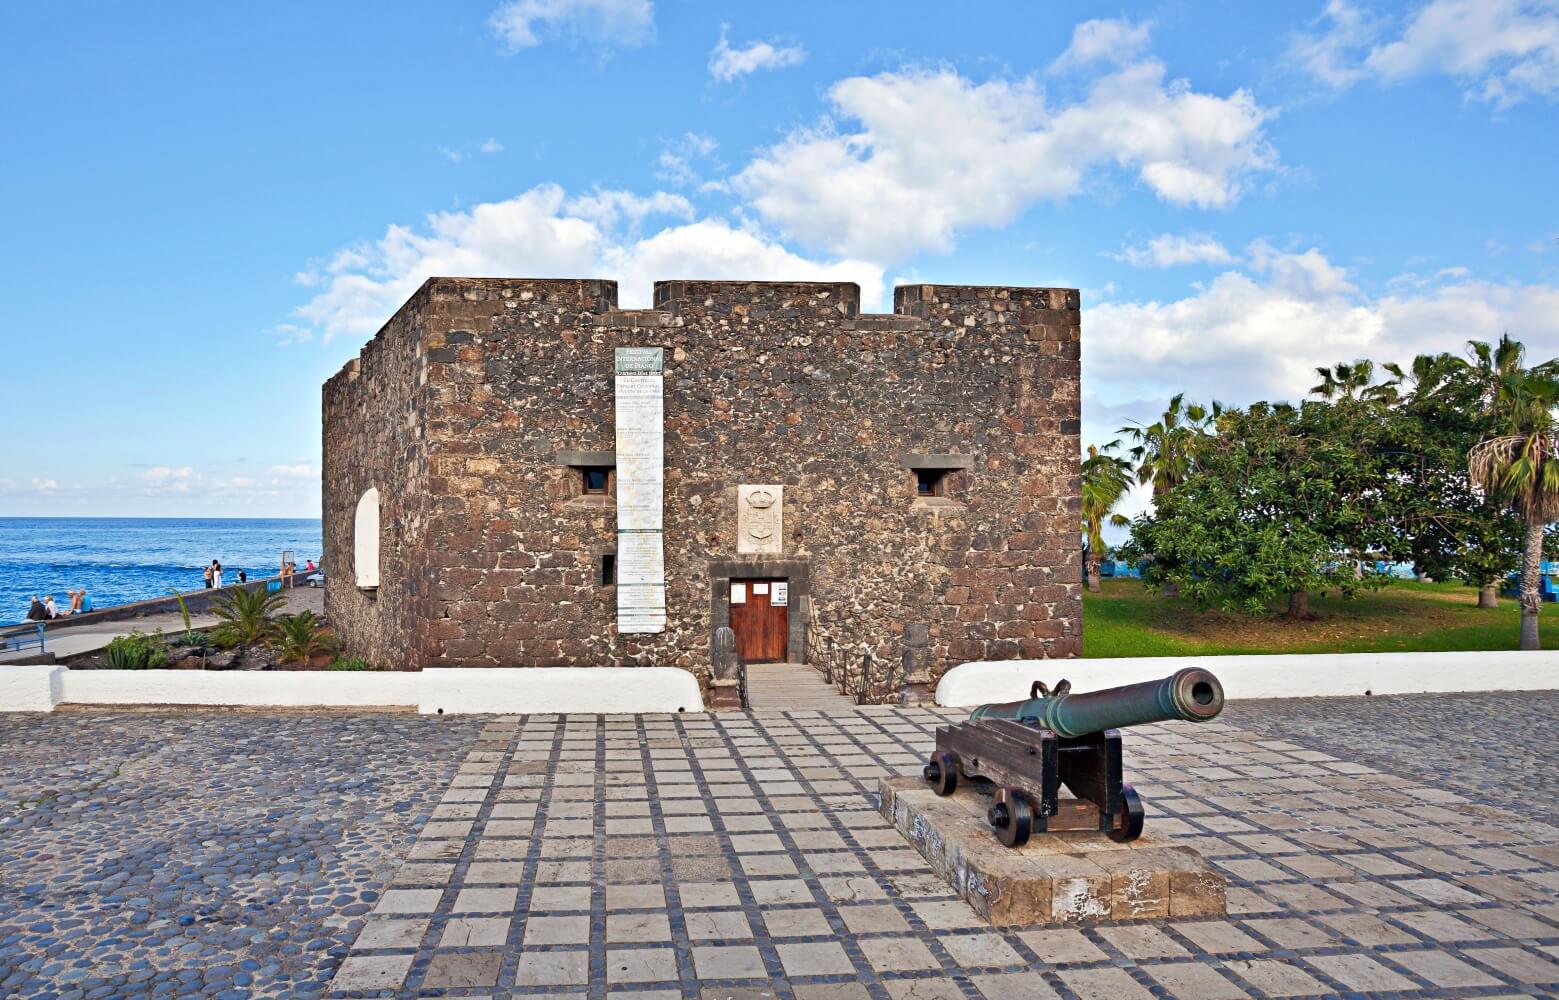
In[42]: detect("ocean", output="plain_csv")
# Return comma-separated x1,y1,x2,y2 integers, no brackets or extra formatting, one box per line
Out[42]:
0,517,323,626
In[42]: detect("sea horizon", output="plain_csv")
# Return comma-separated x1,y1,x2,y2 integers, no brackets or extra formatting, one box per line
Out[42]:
0,516,323,626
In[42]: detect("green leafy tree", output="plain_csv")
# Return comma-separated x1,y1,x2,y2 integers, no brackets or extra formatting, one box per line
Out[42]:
1460,336,1559,650
1122,403,1395,617
1385,352,1522,605
1081,442,1133,593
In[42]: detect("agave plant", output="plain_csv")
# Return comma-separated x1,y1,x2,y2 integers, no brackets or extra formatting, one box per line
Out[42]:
210,586,286,647
269,610,342,664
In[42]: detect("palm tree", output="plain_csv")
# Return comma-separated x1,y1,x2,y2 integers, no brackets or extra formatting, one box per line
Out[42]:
1310,359,1399,404
270,610,343,664
1461,335,1559,650
1081,442,1133,593
1117,393,1222,497
210,586,286,647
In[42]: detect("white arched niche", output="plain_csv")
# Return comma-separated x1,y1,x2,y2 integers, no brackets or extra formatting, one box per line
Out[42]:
354,487,381,590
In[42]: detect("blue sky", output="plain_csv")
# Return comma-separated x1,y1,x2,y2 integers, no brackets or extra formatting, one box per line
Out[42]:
2,0,1555,518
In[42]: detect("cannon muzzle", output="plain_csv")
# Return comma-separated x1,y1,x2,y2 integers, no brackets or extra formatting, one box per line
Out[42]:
969,667,1224,738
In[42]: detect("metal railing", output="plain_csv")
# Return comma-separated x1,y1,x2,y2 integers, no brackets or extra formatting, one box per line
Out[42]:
819,636,903,705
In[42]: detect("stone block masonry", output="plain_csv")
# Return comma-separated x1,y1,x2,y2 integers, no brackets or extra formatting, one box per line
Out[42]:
322,277,1081,698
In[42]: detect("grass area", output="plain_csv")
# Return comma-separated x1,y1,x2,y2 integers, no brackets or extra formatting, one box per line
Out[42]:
1082,577,1558,657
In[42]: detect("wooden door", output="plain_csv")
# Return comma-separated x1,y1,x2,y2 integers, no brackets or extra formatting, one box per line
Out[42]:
729,578,788,663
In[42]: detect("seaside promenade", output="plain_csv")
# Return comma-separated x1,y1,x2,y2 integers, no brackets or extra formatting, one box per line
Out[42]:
0,692,1554,998
0,588,322,665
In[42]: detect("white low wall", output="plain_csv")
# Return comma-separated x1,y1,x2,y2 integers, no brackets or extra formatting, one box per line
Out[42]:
936,651,1559,707
60,669,422,709
0,665,64,712
416,668,702,715
0,666,705,714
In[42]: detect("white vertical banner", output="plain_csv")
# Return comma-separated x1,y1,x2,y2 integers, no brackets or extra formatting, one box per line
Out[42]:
615,347,666,633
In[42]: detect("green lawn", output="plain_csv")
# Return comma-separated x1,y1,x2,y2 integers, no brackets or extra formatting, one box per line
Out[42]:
1082,577,1559,657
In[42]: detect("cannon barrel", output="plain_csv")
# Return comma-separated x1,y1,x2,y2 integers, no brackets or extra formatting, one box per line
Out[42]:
969,667,1224,738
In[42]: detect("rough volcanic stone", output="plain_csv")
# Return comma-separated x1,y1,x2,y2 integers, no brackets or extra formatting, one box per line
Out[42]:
322,278,1082,691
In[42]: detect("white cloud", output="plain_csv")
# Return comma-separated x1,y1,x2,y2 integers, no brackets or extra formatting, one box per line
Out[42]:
709,27,805,82
271,323,313,346
563,189,692,229
30,477,57,493
1050,18,1153,72
1290,1,1376,88
1295,0,1559,107
442,138,508,163
1086,246,1559,407
290,184,884,341
489,0,653,52
141,466,200,496
656,133,719,186
269,464,315,478
143,466,197,482
1112,233,1235,268
732,64,1274,261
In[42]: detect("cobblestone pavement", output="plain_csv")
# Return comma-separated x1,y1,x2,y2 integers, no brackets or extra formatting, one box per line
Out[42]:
0,711,482,998
330,701,1559,999
1226,691,1559,828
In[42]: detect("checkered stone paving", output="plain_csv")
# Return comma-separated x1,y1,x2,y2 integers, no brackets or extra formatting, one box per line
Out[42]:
332,698,1559,999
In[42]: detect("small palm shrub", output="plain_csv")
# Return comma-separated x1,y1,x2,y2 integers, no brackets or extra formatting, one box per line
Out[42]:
329,656,375,671
106,630,163,669
270,611,343,664
166,588,198,645
210,587,286,647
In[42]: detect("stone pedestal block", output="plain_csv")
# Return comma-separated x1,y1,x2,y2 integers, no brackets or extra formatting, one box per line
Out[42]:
877,776,1225,925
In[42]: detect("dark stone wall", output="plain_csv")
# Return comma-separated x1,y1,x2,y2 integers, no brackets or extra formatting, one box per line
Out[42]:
321,286,437,671
322,277,1081,691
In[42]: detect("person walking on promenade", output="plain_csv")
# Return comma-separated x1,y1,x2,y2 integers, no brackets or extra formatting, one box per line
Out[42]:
203,563,214,589
212,560,224,589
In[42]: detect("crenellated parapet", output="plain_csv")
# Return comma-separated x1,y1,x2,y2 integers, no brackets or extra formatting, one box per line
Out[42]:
321,273,1083,682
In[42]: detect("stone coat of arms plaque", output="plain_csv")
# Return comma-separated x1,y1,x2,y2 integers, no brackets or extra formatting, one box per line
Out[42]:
737,485,784,555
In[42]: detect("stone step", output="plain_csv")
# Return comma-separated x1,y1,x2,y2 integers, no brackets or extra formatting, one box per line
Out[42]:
744,662,858,710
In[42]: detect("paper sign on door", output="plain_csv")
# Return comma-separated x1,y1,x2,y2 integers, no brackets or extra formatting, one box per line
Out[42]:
772,582,788,606
730,582,746,604
753,583,770,596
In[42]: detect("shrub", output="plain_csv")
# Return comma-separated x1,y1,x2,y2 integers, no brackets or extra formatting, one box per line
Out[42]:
270,611,343,664
329,656,375,671
210,586,286,647
105,630,163,669
171,629,209,649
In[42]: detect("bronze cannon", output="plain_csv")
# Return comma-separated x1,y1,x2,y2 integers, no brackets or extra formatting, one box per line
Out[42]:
923,667,1225,846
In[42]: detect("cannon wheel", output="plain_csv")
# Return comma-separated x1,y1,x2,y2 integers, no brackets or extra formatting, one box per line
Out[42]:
988,786,1033,847
922,751,959,796
1109,784,1144,843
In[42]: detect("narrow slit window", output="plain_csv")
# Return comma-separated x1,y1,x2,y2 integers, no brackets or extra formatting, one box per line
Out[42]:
582,466,611,495
915,469,948,497
600,552,616,586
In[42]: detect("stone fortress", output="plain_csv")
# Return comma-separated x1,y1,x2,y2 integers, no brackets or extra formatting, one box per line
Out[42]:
322,277,1081,701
